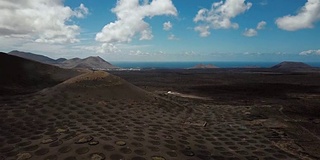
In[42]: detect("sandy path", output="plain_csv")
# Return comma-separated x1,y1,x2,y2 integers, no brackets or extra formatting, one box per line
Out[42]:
163,91,212,100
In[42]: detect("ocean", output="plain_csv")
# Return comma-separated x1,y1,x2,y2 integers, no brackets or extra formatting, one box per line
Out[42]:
111,61,320,69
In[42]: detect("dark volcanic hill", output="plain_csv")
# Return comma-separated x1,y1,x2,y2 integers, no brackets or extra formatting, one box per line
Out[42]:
7,50,118,70
60,56,119,70
0,52,81,95
43,71,151,100
189,64,219,69
8,50,60,64
271,61,312,69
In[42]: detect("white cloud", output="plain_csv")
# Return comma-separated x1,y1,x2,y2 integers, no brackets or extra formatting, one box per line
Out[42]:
243,52,262,55
0,0,88,44
140,29,153,40
129,50,148,56
257,21,267,30
194,25,211,37
129,50,166,56
259,0,268,6
0,36,93,59
163,21,173,31
276,0,320,31
184,51,197,56
76,43,121,54
74,3,89,18
95,0,177,43
97,43,121,54
74,42,154,57
243,28,257,37
194,0,252,36
243,21,266,37
168,34,178,40
299,49,320,55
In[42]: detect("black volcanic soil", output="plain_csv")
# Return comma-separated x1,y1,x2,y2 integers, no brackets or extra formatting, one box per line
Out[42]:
110,69,320,114
1,66,320,160
110,68,320,159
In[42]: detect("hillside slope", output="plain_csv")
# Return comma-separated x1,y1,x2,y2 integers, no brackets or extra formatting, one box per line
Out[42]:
43,71,151,100
60,56,118,70
271,61,312,69
0,52,81,95
8,50,119,70
8,50,59,64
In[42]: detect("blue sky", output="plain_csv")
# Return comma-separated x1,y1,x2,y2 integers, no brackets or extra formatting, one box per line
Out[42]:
0,0,320,62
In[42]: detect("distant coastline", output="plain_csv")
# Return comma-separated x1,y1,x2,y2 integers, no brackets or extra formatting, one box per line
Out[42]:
111,61,320,69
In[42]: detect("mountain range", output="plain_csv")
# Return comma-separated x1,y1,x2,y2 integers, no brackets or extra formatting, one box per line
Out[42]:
5,50,318,71
8,50,119,70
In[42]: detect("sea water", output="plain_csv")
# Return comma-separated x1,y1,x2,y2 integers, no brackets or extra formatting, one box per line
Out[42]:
111,61,320,69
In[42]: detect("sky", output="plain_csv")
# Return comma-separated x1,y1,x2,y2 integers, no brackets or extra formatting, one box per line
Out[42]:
0,0,320,62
